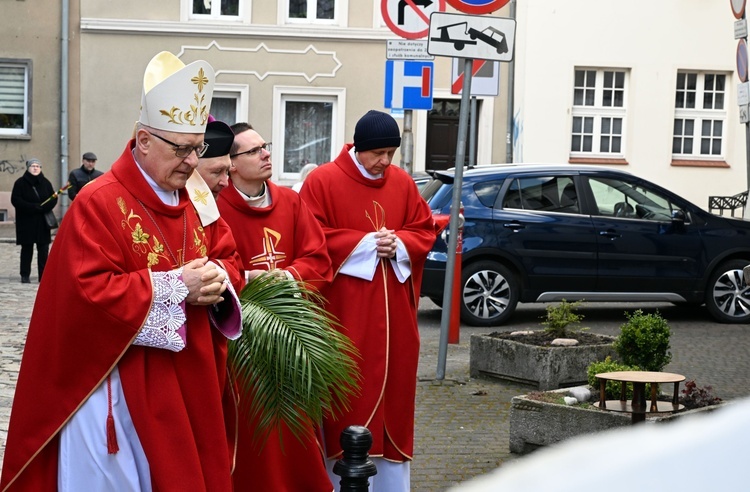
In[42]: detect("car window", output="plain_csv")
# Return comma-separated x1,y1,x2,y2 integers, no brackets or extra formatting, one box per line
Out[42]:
588,177,679,221
421,178,453,210
502,176,579,213
473,180,503,208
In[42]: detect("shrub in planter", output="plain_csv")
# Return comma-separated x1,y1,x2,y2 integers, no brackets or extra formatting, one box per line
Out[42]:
587,356,641,400
541,299,585,338
680,380,722,409
613,309,672,372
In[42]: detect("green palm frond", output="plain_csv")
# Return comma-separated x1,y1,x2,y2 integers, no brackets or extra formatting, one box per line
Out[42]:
228,274,360,446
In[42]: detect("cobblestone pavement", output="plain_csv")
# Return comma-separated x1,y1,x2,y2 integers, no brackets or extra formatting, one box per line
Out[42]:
1,235,749,490
413,298,750,491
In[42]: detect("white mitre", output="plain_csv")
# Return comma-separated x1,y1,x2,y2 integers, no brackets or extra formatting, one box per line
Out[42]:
139,51,220,225
138,51,215,133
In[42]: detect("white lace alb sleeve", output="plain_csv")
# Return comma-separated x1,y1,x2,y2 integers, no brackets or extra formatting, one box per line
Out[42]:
134,268,189,352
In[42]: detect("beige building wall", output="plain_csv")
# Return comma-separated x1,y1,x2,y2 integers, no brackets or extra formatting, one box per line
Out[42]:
0,0,64,223
6,1,744,225
77,1,512,186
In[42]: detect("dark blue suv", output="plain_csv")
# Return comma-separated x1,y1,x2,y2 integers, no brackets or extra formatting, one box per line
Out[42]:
420,164,750,326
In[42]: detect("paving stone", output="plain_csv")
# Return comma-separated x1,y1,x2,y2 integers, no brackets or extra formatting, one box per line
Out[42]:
0,236,748,490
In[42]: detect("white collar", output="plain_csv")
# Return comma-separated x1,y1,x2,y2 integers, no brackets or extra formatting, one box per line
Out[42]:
133,153,178,206
350,147,382,180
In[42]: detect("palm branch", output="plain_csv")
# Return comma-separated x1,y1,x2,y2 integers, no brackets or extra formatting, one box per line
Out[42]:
228,273,360,446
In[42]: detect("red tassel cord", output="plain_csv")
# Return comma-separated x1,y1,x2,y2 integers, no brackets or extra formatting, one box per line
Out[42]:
106,375,119,454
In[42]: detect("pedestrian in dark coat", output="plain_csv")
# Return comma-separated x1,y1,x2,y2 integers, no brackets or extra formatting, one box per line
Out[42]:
68,151,103,201
11,158,58,283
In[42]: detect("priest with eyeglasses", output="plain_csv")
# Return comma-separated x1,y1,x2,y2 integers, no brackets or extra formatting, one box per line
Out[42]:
1,51,244,492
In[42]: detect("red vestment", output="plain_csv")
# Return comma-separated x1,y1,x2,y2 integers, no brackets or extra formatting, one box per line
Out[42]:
217,180,334,492
299,144,435,462
218,180,331,289
0,141,243,492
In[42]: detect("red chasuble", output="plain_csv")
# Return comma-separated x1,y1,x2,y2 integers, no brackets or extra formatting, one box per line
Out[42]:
217,180,332,290
0,141,243,492
217,180,334,492
299,144,436,462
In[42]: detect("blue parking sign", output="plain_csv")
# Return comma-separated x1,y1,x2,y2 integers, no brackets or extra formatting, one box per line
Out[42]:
384,60,434,110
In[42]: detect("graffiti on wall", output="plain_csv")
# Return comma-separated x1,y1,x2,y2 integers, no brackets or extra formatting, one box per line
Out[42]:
0,157,27,175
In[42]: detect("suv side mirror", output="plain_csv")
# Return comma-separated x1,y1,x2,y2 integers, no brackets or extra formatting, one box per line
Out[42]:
671,209,686,223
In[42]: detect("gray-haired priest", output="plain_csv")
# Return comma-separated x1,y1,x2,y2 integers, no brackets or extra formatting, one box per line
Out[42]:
0,51,244,491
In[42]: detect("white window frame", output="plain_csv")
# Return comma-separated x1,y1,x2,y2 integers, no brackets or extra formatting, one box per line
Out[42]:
570,67,628,159
278,0,347,27
672,71,727,160
181,0,247,22
272,86,346,182
0,59,32,138
211,84,249,126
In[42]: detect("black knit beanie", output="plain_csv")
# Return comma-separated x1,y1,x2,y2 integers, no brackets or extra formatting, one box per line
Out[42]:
353,110,401,152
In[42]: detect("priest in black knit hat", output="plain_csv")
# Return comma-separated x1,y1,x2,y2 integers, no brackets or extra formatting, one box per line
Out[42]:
299,109,436,492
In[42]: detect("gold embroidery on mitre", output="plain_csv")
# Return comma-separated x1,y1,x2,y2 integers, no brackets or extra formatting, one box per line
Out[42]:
158,67,210,127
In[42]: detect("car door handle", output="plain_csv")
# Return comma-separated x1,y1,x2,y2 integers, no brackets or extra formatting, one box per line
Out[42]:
503,222,525,231
599,230,621,239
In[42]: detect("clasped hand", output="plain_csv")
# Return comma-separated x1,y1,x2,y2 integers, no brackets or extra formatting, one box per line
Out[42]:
182,257,227,305
375,227,398,259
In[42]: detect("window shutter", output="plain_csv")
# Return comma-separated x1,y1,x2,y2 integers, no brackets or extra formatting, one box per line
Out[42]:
0,66,25,115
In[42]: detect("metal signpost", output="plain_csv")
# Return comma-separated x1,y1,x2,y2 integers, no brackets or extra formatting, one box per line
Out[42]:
428,11,516,379
733,0,750,193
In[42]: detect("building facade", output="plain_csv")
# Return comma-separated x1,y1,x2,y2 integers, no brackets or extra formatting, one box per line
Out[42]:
514,1,742,207
0,0,745,222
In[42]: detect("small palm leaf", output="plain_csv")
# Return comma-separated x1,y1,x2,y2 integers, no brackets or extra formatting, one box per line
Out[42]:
228,274,360,446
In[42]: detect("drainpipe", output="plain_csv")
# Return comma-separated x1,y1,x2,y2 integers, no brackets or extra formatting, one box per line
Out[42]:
505,0,516,163
60,0,70,216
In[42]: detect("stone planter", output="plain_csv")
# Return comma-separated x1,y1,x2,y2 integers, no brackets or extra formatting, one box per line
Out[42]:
509,387,728,454
469,333,616,390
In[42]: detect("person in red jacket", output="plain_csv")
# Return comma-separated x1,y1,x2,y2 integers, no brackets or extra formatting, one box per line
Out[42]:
219,121,334,491
300,110,436,492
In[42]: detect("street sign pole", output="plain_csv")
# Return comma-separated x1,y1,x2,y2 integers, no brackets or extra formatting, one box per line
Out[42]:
733,0,750,200
437,57,473,380
402,109,414,174
469,96,477,166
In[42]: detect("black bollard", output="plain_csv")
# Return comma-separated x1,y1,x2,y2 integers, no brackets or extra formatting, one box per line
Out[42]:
333,425,377,492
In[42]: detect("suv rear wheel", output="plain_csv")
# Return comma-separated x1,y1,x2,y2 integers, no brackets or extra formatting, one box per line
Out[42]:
704,259,750,323
460,260,519,326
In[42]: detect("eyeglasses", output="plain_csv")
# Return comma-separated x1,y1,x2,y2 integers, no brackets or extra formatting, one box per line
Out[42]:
230,142,272,158
149,132,209,158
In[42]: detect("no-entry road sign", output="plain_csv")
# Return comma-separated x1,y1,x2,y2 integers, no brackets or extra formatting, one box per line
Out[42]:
382,0,447,40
